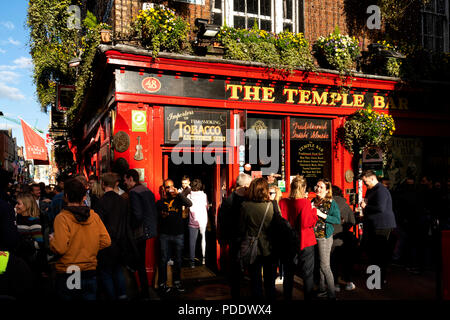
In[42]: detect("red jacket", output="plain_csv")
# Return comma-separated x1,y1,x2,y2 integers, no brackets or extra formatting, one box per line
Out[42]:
279,198,318,251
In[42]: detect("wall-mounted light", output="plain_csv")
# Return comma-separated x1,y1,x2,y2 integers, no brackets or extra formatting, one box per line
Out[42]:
68,57,82,68
195,18,220,39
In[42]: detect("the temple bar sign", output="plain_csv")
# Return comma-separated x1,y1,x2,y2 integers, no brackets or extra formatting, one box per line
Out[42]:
226,84,408,110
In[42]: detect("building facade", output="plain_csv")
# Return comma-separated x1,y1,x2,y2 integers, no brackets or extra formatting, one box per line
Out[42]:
65,0,450,281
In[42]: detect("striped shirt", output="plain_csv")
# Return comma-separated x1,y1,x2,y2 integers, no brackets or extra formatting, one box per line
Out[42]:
16,215,43,244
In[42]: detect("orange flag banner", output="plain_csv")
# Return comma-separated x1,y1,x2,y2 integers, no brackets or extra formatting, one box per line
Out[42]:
21,119,48,161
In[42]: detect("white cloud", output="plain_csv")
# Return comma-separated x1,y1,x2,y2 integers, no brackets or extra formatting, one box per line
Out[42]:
1,21,15,30
0,70,20,83
0,82,25,100
13,57,32,68
8,37,20,46
1,37,20,46
0,48,5,54
0,56,33,71
0,122,20,130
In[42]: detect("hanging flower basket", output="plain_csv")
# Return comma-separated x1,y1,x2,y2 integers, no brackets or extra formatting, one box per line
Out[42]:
313,27,360,73
129,5,191,58
339,105,396,156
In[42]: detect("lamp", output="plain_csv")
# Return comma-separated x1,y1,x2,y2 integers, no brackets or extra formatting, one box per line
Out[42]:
68,57,82,68
195,18,220,39
368,43,405,59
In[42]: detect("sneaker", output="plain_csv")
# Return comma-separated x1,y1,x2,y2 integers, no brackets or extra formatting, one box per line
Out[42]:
174,281,185,293
316,291,328,298
158,284,172,294
345,282,356,291
202,258,205,265
168,259,174,266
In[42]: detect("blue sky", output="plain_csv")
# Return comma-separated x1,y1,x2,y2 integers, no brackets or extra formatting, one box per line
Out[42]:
0,1,49,149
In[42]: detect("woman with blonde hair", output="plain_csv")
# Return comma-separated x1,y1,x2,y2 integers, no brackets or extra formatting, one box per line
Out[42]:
89,180,104,210
279,175,318,300
15,192,44,270
312,178,341,300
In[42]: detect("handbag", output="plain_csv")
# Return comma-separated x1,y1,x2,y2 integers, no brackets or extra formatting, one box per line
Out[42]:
238,202,271,270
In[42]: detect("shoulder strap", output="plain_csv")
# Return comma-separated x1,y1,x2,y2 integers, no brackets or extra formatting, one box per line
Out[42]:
256,202,271,239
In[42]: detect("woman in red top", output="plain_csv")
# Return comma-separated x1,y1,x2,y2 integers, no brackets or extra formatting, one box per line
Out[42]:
279,175,318,300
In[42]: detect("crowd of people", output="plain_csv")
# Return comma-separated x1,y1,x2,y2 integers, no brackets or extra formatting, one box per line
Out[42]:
1,166,449,301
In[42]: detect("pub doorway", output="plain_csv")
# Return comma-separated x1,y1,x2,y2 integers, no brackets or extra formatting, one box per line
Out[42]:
164,151,228,272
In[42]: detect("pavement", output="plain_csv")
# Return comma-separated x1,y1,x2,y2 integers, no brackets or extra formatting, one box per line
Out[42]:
128,259,439,301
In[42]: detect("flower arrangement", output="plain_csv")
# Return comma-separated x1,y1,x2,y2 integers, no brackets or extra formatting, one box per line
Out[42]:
361,40,404,77
99,22,112,30
313,27,360,73
216,25,315,70
129,5,190,58
340,105,396,155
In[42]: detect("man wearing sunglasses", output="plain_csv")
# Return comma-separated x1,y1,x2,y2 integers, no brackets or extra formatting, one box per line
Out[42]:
156,179,192,295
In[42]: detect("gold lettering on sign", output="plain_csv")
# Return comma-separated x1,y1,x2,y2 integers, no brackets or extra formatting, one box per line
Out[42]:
261,87,275,102
299,90,312,104
312,91,328,106
226,84,243,100
283,88,298,104
243,86,261,101
373,96,386,109
353,94,365,107
341,93,354,107
399,97,408,110
328,92,342,106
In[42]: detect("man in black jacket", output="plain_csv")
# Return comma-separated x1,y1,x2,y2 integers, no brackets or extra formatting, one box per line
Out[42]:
124,169,158,300
156,179,192,294
361,170,397,287
217,172,252,299
96,172,134,300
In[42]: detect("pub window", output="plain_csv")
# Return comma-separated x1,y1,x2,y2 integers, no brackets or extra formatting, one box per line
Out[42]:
245,116,282,178
283,0,293,31
212,0,303,33
211,0,223,26
421,0,449,52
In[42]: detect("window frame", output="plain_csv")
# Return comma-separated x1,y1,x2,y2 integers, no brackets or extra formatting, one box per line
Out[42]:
421,0,449,52
211,0,303,34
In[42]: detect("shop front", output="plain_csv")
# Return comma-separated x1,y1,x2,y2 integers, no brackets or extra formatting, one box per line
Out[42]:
72,44,450,280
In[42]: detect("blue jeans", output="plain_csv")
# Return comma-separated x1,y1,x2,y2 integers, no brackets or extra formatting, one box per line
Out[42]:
283,245,315,300
189,226,206,263
98,265,127,300
56,271,97,301
159,234,184,286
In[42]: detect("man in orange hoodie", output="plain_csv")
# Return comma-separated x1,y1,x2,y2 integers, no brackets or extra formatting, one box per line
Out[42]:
49,178,111,301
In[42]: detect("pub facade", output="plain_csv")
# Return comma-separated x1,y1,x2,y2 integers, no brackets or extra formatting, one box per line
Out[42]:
66,43,450,279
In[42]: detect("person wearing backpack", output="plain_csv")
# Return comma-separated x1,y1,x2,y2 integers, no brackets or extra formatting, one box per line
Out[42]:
279,175,318,300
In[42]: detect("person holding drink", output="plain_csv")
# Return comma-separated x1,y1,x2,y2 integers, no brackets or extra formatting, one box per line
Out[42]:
156,179,192,295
